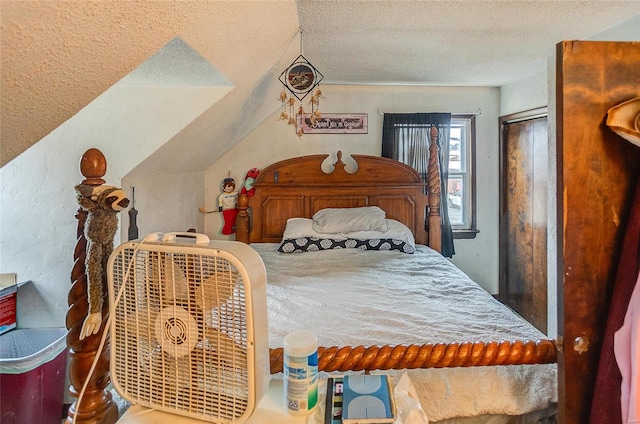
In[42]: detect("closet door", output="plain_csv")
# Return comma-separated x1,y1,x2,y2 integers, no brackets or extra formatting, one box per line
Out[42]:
499,111,548,333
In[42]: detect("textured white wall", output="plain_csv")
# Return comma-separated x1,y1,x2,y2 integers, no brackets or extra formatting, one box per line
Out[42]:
0,74,225,328
500,72,548,117
1,125,85,328
204,84,502,293
588,14,640,40
120,171,206,239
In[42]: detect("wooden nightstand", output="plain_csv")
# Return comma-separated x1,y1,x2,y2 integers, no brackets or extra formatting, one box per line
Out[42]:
117,380,311,424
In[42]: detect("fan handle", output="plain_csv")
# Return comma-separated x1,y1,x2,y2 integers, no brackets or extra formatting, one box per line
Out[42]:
162,232,210,244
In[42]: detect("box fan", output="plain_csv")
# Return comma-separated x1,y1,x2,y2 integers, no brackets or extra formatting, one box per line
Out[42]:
107,232,269,423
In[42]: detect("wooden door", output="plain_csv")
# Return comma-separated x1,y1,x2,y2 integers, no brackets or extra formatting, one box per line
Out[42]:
499,111,548,333
556,40,640,424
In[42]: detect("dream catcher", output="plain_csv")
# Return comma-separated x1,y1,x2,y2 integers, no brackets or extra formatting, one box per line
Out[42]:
278,28,325,137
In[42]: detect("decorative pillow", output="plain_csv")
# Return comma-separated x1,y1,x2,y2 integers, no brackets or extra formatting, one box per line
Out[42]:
278,217,416,253
277,237,415,254
311,206,388,234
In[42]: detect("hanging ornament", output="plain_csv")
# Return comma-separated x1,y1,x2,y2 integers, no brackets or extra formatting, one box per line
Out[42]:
278,28,325,138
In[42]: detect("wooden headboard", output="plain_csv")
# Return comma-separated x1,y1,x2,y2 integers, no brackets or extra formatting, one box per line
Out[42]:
236,130,443,252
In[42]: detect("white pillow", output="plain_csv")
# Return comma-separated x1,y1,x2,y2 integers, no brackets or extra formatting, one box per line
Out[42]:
282,217,415,248
282,218,336,239
311,206,388,233
347,219,415,248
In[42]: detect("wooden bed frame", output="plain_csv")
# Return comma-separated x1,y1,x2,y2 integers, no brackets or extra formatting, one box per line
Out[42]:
234,128,556,375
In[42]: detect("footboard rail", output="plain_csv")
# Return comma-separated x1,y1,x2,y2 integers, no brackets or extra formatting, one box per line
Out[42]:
269,339,557,373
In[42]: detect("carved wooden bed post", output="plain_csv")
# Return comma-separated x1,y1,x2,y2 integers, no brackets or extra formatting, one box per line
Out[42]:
236,190,250,243
66,148,119,424
427,126,442,252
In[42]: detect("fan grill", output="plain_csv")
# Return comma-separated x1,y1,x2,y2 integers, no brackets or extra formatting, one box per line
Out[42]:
110,246,251,421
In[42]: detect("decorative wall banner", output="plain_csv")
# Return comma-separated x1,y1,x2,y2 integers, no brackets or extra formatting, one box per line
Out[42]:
297,113,368,134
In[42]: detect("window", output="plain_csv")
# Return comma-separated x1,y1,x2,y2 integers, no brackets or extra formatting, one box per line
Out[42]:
447,115,477,237
390,114,477,238
382,112,476,254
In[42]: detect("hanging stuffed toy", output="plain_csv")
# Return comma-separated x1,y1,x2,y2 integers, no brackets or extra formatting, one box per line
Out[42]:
75,184,129,339
218,177,238,235
240,168,260,197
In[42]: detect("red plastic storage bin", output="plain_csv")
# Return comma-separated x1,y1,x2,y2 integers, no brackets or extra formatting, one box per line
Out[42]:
0,328,68,424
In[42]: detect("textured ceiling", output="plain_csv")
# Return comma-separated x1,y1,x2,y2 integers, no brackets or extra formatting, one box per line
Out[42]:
1,1,639,169
299,1,640,86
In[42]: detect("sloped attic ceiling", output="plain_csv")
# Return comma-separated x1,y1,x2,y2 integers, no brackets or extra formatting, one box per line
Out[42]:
2,1,639,170
1,1,300,168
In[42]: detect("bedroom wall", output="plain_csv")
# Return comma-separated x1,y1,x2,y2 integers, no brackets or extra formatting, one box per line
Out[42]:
202,84,502,293
500,71,548,117
0,70,223,329
120,171,206,239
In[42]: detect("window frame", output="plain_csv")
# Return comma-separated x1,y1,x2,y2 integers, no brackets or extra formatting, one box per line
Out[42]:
448,114,478,239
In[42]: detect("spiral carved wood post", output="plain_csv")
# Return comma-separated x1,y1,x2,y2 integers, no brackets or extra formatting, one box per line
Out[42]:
236,191,250,243
66,148,118,424
427,126,442,252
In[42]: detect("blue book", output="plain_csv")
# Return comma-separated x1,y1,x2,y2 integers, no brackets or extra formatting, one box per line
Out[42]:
341,374,396,424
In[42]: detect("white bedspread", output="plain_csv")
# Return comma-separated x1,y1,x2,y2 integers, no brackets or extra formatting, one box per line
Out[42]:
251,243,557,421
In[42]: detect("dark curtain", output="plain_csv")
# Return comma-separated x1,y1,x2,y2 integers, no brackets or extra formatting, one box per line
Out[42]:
381,113,455,257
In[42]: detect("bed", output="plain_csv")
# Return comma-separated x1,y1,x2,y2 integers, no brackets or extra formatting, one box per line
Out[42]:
233,143,557,422
65,148,556,424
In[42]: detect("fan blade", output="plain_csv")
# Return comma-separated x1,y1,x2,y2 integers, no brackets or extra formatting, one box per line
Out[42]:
162,255,190,301
204,327,247,366
194,274,237,311
125,308,158,337
148,349,191,394
148,252,190,302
